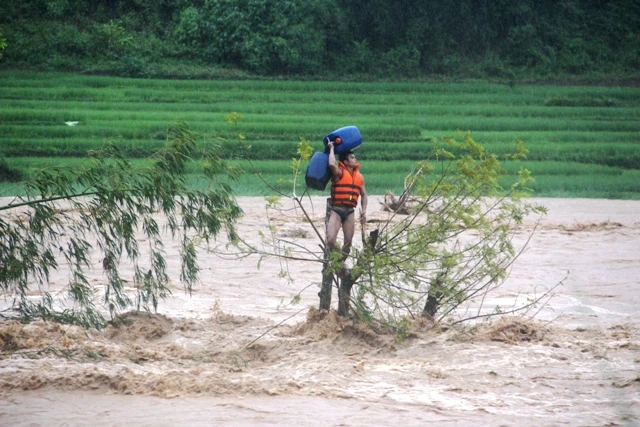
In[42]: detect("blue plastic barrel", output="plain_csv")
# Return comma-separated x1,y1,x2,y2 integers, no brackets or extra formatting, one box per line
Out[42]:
323,126,363,154
305,152,331,190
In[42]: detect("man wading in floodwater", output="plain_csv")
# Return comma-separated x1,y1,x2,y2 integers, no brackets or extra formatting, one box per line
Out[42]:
319,140,368,309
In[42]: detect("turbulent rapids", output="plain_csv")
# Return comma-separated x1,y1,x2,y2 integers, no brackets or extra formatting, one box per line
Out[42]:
1,197,639,426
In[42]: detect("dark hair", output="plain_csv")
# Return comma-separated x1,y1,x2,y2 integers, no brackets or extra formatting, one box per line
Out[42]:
338,151,354,162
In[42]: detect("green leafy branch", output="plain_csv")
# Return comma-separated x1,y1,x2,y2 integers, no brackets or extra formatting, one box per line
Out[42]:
0,122,241,329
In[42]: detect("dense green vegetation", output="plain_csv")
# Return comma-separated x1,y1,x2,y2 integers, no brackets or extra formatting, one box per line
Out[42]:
1,1,639,79
1,71,639,199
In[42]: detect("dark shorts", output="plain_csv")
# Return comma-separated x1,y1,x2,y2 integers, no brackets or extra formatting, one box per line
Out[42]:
326,203,354,224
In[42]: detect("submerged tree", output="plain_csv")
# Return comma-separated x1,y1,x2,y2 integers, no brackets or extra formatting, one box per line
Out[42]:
0,122,242,328
338,134,550,329
226,112,551,333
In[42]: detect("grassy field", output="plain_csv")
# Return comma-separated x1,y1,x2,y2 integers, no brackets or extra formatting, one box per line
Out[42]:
1,71,639,198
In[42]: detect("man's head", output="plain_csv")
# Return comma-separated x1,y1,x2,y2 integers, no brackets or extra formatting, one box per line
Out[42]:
338,151,358,166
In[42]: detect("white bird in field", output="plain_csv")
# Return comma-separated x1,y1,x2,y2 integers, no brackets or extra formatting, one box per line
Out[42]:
65,121,80,126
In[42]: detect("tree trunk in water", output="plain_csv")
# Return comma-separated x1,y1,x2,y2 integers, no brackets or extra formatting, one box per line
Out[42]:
319,259,333,310
422,292,441,318
336,229,379,317
422,272,445,318
338,270,354,317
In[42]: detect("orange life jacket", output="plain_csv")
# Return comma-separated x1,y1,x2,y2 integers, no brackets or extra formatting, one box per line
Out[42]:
331,161,363,208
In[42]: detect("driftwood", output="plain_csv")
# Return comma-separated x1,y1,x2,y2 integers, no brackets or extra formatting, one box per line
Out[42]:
380,164,430,214
380,190,418,214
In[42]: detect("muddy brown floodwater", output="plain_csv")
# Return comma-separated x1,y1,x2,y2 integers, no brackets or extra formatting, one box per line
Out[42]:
0,196,639,426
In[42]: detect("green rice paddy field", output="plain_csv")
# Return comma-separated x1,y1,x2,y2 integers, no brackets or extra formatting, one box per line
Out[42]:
1,71,639,198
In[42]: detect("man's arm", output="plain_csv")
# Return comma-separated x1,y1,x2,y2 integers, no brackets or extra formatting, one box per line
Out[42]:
327,142,342,179
359,177,368,222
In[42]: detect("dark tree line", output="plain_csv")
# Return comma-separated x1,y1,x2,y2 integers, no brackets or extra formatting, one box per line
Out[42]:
0,0,638,78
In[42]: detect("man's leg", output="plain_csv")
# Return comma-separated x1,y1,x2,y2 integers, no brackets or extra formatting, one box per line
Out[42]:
340,212,356,260
326,210,342,252
320,210,343,310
